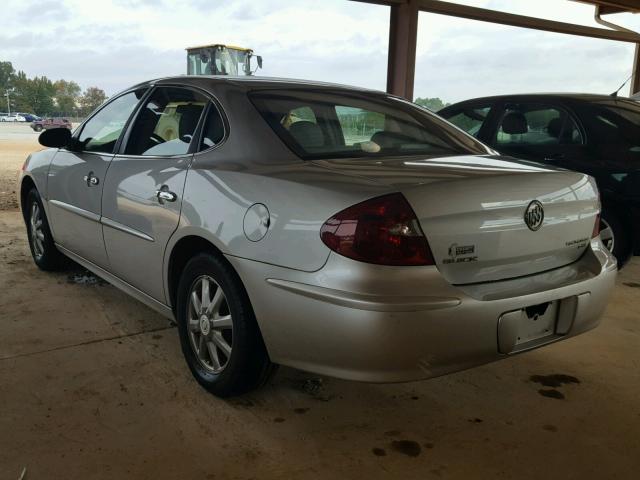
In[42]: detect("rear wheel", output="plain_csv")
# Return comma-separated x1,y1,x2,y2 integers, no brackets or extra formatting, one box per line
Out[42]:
25,188,67,271
176,253,275,397
600,209,631,267
34,125,43,132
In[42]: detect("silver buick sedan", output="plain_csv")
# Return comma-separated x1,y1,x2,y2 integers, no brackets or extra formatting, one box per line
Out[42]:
19,76,617,396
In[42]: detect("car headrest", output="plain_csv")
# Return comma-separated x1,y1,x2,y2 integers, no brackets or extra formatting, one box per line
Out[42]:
501,111,528,135
177,104,203,138
370,130,404,148
546,117,563,138
288,121,325,149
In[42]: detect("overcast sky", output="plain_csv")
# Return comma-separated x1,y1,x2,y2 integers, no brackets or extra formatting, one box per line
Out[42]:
2,0,639,103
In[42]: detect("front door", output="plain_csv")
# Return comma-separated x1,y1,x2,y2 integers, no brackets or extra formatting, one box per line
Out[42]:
47,89,147,267
101,86,210,302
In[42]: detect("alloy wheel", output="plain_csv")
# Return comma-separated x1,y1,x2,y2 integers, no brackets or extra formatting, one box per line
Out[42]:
187,275,233,373
30,202,45,260
599,218,614,253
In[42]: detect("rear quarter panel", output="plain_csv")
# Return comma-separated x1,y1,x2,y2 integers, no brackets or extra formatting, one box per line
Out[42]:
167,82,390,274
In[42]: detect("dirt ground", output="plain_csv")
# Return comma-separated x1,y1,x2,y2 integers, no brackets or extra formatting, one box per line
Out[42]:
0,123,43,211
1,128,639,479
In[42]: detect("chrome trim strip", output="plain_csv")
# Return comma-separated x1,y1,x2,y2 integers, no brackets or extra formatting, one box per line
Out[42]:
101,216,155,242
56,244,173,319
266,278,461,312
48,199,100,222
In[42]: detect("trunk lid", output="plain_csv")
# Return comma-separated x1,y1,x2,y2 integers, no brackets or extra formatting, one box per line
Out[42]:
313,155,599,284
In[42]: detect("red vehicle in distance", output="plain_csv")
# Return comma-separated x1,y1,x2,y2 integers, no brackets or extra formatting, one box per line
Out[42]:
31,117,72,132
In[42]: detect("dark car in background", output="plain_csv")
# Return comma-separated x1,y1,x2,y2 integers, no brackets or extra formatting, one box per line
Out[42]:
19,113,40,122
440,94,640,265
31,117,72,132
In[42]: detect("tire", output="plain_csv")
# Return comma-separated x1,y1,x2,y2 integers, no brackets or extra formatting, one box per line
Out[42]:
176,252,275,397
34,125,43,132
25,188,67,271
600,209,632,268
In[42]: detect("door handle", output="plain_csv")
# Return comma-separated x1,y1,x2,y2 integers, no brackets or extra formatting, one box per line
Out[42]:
155,186,177,204
83,172,99,186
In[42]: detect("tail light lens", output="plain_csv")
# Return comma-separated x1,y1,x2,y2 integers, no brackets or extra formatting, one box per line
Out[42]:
320,193,434,266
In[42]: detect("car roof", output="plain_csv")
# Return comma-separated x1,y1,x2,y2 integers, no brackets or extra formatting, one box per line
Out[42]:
441,92,638,109
128,75,385,96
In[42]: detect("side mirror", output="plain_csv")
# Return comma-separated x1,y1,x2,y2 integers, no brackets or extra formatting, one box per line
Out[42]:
256,56,263,69
38,127,72,149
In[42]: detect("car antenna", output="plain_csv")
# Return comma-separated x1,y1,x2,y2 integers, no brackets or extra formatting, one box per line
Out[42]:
610,72,634,97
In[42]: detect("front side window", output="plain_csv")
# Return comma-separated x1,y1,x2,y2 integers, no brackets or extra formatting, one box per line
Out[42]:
495,104,583,146
250,90,489,160
588,100,640,149
77,89,146,153
443,106,490,138
125,87,207,156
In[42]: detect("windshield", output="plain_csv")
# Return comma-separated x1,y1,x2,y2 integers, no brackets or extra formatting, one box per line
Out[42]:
188,48,249,75
249,90,491,160
215,49,248,76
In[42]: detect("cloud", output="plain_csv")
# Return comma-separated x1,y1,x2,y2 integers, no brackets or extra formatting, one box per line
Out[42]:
2,0,639,101
16,1,71,21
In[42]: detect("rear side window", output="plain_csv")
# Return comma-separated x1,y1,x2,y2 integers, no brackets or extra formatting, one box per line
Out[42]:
495,104,583,146
249,90,489,160
77,89,146,153
335,106,385,145
125,87,207,156
199,103,226,151
443,106,490,138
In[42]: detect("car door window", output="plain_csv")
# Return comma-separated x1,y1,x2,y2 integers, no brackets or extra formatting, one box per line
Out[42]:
281,106,317,129
496,104,583,146
125,87,207,156
199,103,226,151
77,89,147,153
444,106,490,138
335,106,385,146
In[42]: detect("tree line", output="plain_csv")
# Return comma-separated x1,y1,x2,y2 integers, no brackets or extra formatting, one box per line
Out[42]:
414,97,449,112
0,61,107,117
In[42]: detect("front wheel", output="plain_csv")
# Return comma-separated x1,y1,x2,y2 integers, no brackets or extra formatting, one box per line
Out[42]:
34,125,43,132
25,188,67,271
176,253,275,397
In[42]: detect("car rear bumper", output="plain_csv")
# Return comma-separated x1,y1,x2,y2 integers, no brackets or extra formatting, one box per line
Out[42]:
227,238,617,382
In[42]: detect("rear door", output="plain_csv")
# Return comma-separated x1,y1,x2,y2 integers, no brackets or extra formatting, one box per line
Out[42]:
47,88,147,267
100,86,220,302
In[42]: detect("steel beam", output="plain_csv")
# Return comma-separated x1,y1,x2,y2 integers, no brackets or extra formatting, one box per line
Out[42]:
386,0,419,100
353,0,640,42
416,0,640,43
632,43,640,95
352,0,640,98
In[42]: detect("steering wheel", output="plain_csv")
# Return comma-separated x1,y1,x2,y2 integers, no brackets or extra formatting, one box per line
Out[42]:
150,133,166,145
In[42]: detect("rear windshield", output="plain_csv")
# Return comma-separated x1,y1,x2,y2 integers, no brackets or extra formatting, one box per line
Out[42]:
249,90,490,160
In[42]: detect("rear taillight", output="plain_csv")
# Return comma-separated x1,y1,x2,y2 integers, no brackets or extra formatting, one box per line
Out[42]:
320,193,434,266
592,213,601,238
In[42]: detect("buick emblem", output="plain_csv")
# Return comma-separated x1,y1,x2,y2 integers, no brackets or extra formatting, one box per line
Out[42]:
524,200,544,231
